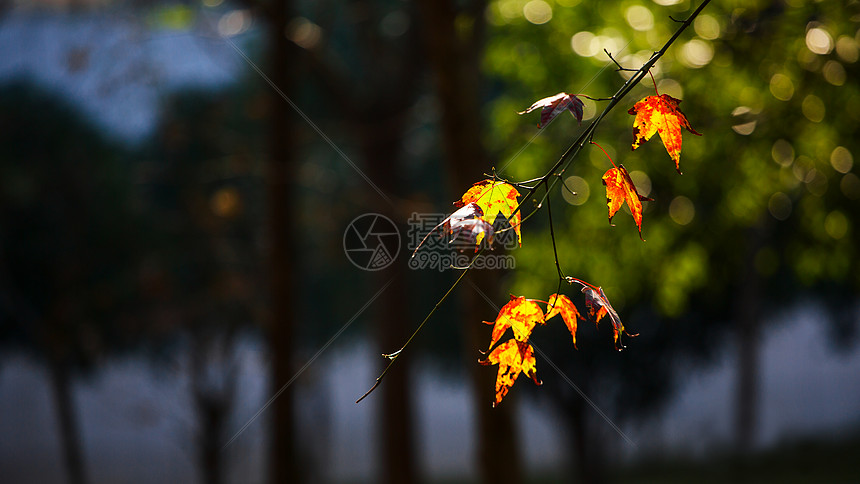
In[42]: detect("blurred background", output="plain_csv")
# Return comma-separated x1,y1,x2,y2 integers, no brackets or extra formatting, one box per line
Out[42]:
1,0,859,483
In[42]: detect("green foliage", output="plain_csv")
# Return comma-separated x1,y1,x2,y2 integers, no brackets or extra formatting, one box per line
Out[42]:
485,0,860,321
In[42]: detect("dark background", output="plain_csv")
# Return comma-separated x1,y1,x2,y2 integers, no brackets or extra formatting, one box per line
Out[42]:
0,0,858,483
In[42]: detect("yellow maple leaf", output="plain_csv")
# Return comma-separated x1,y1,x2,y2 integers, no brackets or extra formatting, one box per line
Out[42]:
478,339,541,407
455,180,521,246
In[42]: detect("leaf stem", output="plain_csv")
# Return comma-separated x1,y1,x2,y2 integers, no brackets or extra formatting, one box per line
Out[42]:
649,70,660,96
565,276,600,292
590,141,618,170
545,188,566,316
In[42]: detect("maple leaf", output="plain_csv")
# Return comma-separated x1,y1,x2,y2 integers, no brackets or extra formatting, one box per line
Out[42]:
411,202,489,256
628,94,702,174
478,339,541,407
602,164,653,240
545,293,583,348
455,180,521,246
576,283,637,350
450,218,495,251
518,92,585,127
482,295,545,351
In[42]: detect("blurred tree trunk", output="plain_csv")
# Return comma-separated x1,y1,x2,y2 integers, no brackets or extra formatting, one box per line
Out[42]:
363,120,417,482
305,1,423,479
735,222,766,454
263,0,299,481
416,1,524,482
48,353,88,484
567,389,605,484
191,330,238,484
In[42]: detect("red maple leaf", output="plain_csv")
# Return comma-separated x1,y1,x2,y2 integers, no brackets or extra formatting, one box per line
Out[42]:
574,282,637,350
602,164,653,240
628,94,701,174
518,92,585,128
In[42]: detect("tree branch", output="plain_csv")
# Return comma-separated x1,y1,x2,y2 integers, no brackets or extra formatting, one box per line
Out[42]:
356,0,711,403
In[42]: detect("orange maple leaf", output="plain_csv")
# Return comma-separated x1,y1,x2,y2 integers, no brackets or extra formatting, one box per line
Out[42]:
482,295,544,351
628,94,702,174
602,164,653,240
478,339,541,407
545,293,583,348
455,180,521,246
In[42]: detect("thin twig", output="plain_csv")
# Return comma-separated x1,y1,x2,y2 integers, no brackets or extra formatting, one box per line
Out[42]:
356,251,481,403
559,175,578,198
605,49,637,72
545,184,565,281
578,94,615,101
544,184,567,317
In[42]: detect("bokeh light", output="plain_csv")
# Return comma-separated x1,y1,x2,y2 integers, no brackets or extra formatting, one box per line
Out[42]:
801,94,825,123
625,5,654,32
824,210,849,240
840,173,860,199
769,73,794,101
570,31,597,57
830,146,853,174
669,196,695,225
768,192,792,220
218,10,250,37
211,187,241,218
771,139,795,167
523,0,552,25
562,176,589,205
678,39,714,68
822,60,846,86
287,17,322,49
693,14,720,40
806,26,833,55
836,35,859,62
628,170,652,197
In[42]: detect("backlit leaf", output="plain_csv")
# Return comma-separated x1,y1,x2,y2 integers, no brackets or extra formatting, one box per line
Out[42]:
578,284,637,350
546,293,582,348
482,295,545,350
455,180,521,246
602,164,653,240
518,92,585,127
450,218,495,251
628,94,702,174
411,202,488,256
478,339,541,407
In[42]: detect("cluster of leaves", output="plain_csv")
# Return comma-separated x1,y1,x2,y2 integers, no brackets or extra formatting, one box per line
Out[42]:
412,179,521,256
478,283,638,407
429,83,699,406
358,1,710,407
